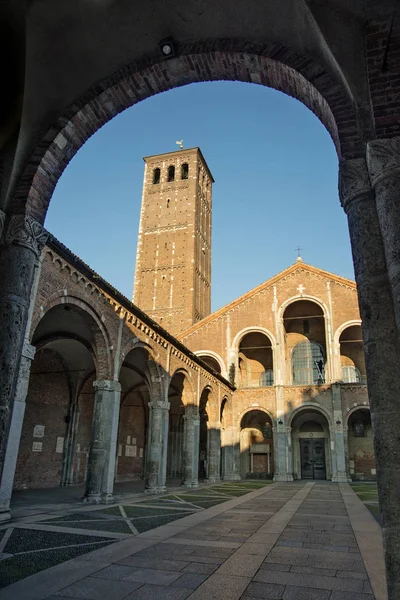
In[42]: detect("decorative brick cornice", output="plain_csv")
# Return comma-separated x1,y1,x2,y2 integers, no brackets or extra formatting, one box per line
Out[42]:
367,137,400,187
5,215,49,258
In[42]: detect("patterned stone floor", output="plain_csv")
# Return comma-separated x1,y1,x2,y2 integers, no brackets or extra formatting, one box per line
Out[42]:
0,482,387,600
0,481,268,589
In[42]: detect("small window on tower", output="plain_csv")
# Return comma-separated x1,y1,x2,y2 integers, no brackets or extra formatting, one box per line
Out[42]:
168,165,175,182
181,163,189,179
167,198,170,208
153,168,160,184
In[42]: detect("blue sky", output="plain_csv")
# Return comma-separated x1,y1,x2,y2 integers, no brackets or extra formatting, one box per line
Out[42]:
46,81,353,312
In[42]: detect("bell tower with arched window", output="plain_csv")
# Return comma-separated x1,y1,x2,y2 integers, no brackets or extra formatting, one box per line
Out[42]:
132,147,213,335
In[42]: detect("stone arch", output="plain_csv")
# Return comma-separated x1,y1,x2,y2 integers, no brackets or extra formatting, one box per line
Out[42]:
118,337,158,379
289,404,333,480
14,45,361,223
31,293,112,380
333,319,363,346
239,408,274,477
232,327,276,389
280,295,332,384
232,326,277,352
195,351,226,376
239,406,276,427
344,403,371,425
287,403,334,430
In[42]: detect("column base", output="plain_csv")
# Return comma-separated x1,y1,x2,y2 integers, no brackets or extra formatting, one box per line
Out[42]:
206,476,220,484
101,493,114,504
183,481,199,488
222,474,241,481
145,486,167,495
82,493,102,504
331,474,352,483
274,473,294,482
0,509,11,523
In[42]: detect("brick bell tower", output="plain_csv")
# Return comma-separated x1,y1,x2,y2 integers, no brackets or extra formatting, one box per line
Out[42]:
132,147,213,335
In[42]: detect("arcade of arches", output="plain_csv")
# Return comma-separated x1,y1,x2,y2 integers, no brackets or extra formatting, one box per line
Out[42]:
2,1,400,595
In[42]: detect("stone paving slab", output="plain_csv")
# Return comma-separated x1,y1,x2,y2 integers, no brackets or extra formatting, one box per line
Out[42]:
0,482,388,600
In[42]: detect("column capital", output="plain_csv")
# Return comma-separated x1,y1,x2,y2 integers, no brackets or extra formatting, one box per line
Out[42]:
148,400,170,410
338,158,371,214
22,342,36,362
93,379,121,392
367,137,400,187
3,215,49,259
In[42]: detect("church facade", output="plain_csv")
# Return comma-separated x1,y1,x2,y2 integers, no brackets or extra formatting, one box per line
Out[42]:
0,147,374,520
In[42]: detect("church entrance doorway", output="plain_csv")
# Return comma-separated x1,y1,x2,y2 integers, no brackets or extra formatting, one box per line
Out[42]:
300,438,326,480
290,408,331,480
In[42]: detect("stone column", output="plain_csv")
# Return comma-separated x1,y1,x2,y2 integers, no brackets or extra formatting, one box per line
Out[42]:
0,213,48,483
220,426,241,480
84,380,121,503
0,342,35,521
60,401,80,486
207,423,221,483
340,157,400,600
145,400,169,494
274,385,292,481
183,408,200,488
330,383,348,482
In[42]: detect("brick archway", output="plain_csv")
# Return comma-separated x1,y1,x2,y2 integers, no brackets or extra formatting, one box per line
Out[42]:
15,43,361,223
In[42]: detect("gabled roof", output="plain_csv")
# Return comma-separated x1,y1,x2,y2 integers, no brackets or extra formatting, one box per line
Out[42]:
179,261,356,339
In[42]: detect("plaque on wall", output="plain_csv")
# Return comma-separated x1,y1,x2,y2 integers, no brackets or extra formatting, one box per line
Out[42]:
32,442,43,452
125,445,137,457
33,425,45,438
56,437,64,453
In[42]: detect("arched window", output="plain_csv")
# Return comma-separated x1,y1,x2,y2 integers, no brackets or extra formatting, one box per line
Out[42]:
181,163,189,179
259,370,274,387
292,341,325,385
153,168,160,184
342,365,361,383
168,165,175,182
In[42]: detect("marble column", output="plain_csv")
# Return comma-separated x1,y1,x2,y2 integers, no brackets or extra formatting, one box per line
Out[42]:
0,213,48,483
84,380,121,503
340,157,400,600
330,383,349,482
0,342,35,522
207,423,221,483
183,409,200,488
145,400,169,494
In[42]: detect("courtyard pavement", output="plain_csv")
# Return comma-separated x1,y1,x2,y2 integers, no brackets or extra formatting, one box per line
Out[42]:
0,481,387,600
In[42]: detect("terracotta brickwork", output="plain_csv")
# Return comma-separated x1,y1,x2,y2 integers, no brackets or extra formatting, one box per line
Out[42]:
133,148,213,334
15,238,232,490
181,259,371,480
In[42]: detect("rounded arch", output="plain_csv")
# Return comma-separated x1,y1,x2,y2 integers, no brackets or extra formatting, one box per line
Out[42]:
239,406,276,426
169,367,196,407
195,350,226,376
31,293,112,379
333,319,363,347
16,45,360,223
232,326,277,352
345,403,371,425
287,403,334,430
278,294,330,323
119,337,158,377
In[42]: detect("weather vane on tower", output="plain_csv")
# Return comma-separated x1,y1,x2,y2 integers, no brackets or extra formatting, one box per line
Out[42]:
176,140,184,149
